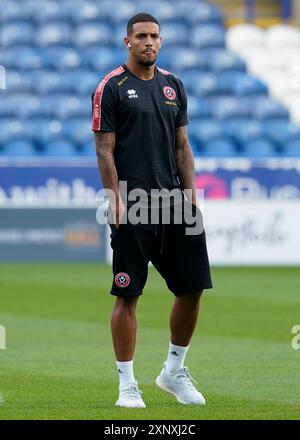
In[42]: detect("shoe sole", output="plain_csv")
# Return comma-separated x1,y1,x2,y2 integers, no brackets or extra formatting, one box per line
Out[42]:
155,376,206,406
115,400,146,408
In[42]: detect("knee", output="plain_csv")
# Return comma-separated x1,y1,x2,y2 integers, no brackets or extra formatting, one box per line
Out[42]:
114,296,138,316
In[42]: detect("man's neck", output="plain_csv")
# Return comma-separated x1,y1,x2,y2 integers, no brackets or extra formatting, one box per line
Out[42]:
126,60,156,81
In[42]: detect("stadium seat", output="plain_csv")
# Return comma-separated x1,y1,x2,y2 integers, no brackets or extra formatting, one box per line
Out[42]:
249,97,289,120
3,47,46,70
223,119,265,150
285,140,300,156
5,70,34,93
1,22,35,47
82,47,122,71
79,139,96,156
3,139,36,156
166,48,209,72
32,70,70,94
242,139,275,157
203,139,236,157
44,139,77,156
100,0,136,25
226,24,265,53
64,119,93,147
265,25,300,50
42,94,90,119
188,119,225,147
66,70,99,95
261,72,293,101
223,73,268,96
24,0,64,23
47,47,81,70
190,24,225,49
209,97,250,120
187,96,212,118
0,0,25,22
35,22,73,47
0,119,32,145
262,120,300,151
27,119,64,149
187,73,229,97
173,1,222,25
7,94,46,119
207,50,246,72
73,23,112,47
160,23,187,46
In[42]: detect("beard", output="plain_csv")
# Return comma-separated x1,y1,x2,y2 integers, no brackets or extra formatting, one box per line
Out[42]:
137,56,157,67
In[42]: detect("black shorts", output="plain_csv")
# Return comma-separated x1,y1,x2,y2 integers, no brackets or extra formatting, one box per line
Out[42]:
109,201,213,297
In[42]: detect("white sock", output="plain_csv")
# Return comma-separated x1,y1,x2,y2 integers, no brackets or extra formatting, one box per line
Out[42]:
116,360,135,387
165,341,189,374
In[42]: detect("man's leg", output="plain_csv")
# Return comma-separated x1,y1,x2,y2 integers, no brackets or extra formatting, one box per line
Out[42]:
169,291,202,347
111,295,145,408
111,296,139,361
155,291,206,405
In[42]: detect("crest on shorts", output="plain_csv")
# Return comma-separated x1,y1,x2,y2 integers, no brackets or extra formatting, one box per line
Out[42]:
115,272,130,288
163,86,176,100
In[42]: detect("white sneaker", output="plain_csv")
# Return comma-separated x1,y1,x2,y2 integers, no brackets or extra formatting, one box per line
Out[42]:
156,362,206,405
115,381,146,408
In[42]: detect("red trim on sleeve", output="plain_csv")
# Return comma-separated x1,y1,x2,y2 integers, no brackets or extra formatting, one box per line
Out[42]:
92,65,125,131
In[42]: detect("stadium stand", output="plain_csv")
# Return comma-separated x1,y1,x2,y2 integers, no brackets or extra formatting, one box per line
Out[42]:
1,0,300,157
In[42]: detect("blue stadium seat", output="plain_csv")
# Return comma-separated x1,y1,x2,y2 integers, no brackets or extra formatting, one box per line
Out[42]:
188,120,225,146
64,0,104,23
3,47,46,70
35,22,73,47
66,70,99,95
0,119,31,145
203,139,236,157
47,47,81,69
209,97,250,120
219,72,267,96
249,97,290,120
5,70,34,93
160,23,187,46
223,119,266,151
27,119,64,149
243,139,275,157
3,139,36,156
188,72,230,97
44,139,76,156
180,2,223,25
32,70,71,94
8,94,46,119
43,94,90,119
64,119,93,146
102,1,136,25
262,121,300,150
166,48,210,72
82,47,124,71
285,140,300,156
79,139,95,156
190,25,225,49
0,95,15,118
73,23,112,47
207,50,246,72
0,0,24,22
25,0,64,23
187,96,212,118
1,22,34,47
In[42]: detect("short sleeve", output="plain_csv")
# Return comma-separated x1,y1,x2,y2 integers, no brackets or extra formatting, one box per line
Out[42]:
91,81,116,132
175,79,189,128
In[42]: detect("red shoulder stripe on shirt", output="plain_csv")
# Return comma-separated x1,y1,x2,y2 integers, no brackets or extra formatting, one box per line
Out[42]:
157,67,171,76
92,65,125,131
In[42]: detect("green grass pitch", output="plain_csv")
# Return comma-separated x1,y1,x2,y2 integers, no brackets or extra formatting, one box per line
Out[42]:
0,264,299,420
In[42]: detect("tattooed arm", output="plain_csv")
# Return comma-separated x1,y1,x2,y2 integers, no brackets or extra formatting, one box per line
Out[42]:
175,126,198,206
94,131,124,226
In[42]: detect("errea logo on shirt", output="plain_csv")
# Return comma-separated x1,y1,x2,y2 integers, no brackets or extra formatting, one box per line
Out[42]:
127,89,138,99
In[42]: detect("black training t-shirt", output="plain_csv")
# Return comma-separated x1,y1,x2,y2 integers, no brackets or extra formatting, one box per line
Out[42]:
92,63,189,202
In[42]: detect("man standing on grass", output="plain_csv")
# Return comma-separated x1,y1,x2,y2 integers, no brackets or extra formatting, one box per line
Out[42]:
92,13,212,408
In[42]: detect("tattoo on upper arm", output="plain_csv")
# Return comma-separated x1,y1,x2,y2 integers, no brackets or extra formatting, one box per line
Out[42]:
94,132,116,161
